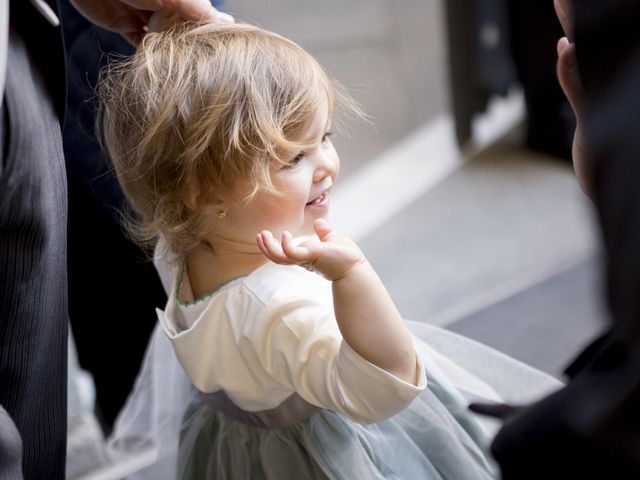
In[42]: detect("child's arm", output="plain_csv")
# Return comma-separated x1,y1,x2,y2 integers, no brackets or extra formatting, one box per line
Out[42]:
257,219,419,385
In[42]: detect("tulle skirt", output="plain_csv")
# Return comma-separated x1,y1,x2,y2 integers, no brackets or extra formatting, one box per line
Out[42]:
179,380,495,479
107,321,562,479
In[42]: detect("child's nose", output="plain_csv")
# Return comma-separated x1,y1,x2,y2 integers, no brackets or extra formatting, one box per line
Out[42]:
313,154,337,182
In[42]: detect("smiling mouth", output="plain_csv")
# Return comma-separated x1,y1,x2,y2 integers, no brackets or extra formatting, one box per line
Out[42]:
306,191,329,207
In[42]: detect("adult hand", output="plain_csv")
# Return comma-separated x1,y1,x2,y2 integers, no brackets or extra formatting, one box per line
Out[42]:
554,0,580,119
70,0,234,45
468,402,524,421
554,0,590,196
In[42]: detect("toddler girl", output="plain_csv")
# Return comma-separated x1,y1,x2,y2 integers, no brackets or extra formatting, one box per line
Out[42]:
100,23,560,479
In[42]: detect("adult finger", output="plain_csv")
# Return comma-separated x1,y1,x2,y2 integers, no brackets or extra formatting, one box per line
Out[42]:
124,31,145,45
556,37,584,120
109,14,149,45
468,402,523,420
554,0,573,42
122,0,234,23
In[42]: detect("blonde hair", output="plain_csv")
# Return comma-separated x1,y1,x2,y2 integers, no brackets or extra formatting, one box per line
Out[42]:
98,23,359,255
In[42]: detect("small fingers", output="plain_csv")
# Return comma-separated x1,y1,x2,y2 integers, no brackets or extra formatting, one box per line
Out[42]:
313,218,334,241
257,231,315,268
281,232,322,272
281,232,312,263
257,231,321,272
256,232,268,257
256,231,290,264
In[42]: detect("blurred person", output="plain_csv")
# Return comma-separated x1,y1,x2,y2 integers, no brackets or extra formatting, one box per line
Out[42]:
99,22,561,479
0,1,232,478
471,0,640,477
506,0,575,159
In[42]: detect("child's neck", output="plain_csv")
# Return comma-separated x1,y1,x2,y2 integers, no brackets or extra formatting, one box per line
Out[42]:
185,243,267,300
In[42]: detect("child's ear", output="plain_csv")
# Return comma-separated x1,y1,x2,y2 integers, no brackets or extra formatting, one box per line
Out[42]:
206,198,227,216
184,183,225,212
183,180,201,211
188,194,227,219
185,191,200,211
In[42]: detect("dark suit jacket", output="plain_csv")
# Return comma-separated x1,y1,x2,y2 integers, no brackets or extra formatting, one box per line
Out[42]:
1,1,68,478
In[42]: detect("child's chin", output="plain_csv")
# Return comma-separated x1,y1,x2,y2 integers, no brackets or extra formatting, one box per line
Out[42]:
301,222,320,235
285,226,314,241
289,216,327,237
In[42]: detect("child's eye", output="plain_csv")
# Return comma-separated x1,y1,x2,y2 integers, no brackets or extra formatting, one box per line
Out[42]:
282,152,305,170
322,132,333,144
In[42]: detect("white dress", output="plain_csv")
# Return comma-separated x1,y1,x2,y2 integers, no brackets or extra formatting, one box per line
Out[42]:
107,261,562,479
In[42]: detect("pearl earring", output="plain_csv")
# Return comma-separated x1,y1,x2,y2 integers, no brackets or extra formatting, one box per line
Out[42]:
218,211,227,220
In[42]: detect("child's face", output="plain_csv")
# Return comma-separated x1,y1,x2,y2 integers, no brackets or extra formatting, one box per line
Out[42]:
224,97,339,241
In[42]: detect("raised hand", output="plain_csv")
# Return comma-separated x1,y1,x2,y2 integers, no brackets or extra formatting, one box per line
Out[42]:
256,219,366,282
259,218,418,384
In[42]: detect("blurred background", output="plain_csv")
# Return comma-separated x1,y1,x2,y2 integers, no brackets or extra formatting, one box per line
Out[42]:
63,0,608,477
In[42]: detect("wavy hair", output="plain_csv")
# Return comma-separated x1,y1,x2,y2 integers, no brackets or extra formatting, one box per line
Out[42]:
98,22,360,256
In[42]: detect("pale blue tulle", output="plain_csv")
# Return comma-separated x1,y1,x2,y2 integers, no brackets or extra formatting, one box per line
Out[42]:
107,322,562,480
